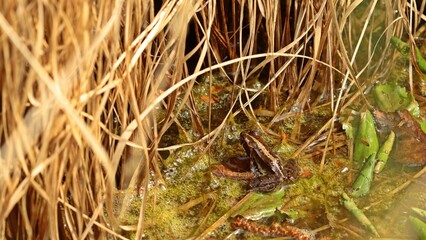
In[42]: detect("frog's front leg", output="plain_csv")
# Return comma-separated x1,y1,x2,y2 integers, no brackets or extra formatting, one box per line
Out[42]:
248,160,299,193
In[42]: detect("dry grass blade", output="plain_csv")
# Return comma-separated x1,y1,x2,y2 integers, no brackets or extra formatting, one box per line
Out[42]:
194,192,254,240
0,0,424,239
1,0,123,238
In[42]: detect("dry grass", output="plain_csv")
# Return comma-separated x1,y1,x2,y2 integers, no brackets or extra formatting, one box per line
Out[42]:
0,0,424,239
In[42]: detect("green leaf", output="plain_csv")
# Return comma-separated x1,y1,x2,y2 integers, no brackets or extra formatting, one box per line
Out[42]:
374,131,395,174
232,188,285,220
409,216,426,240
373,83,415,113
421,121,426,134
352,153,377,197
354,110,379,164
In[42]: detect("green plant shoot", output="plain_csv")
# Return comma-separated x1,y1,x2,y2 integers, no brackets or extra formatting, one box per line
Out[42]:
341,192,379,237
409,216,426,240
374,131,395,174
413,207,426,219
390,36,426,73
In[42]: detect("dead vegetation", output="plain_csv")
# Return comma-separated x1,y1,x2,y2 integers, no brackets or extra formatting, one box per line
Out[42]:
0,0,425,239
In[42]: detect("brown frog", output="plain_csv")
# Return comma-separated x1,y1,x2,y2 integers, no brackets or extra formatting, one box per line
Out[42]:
213,130,299,192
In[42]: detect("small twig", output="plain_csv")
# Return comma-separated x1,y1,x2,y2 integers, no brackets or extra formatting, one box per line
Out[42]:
291,118,333,159
364,166,426,211
194,192,254,240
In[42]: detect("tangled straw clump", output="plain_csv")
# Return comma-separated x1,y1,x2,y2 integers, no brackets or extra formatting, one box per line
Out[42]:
0,0,420,239
0,0,203,238
1,0,124,238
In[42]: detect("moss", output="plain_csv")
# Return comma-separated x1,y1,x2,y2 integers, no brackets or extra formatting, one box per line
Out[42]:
275,157,351,230
144,197,197,238
138,138,250,239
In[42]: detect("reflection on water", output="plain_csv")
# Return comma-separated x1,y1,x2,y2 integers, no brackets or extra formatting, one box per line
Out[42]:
378,169,426,238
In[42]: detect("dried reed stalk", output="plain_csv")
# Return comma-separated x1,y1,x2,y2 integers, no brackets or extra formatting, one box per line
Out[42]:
0,0,422,239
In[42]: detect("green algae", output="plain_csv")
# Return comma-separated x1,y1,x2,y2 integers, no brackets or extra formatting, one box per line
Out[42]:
115,140,248,239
